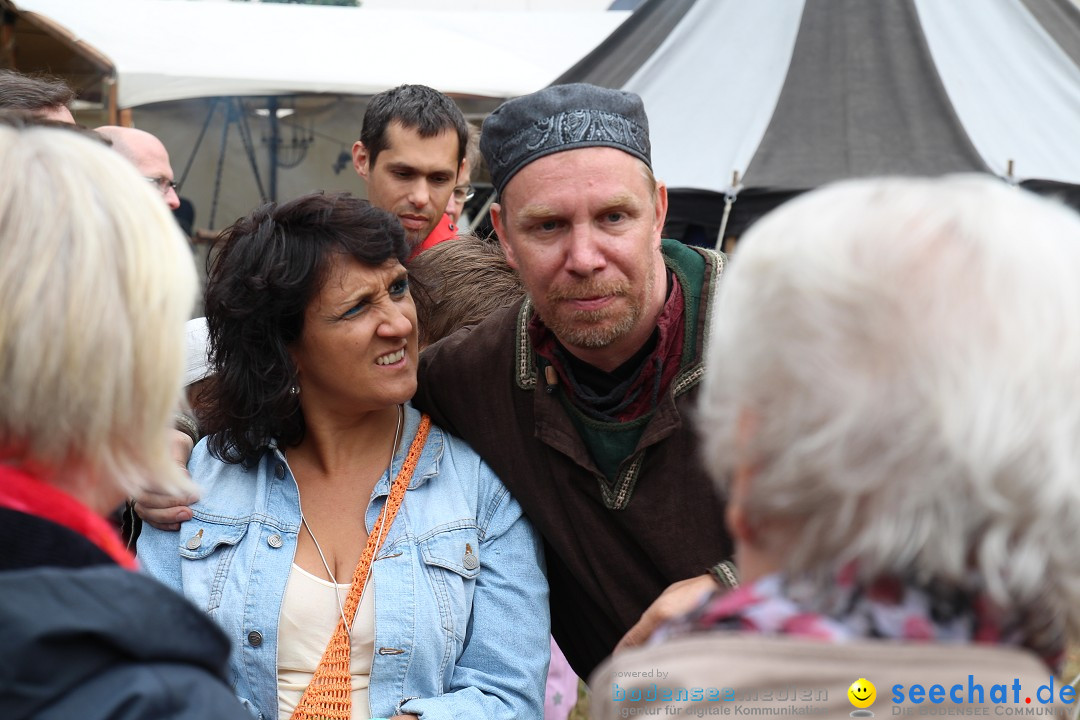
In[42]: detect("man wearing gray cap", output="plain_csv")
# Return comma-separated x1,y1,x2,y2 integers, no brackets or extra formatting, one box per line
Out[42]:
414,83,734,678
135,83,732,680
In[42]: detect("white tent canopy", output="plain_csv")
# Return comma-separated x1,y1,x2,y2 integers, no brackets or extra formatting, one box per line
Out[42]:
616,0,1080,192
557,0,1080,239
8,0,629,107
3,0,629,229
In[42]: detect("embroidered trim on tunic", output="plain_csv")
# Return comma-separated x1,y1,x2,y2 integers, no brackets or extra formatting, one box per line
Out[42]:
512,244,725,510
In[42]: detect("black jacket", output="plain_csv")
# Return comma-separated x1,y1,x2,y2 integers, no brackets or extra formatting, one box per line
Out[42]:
0,508,246,720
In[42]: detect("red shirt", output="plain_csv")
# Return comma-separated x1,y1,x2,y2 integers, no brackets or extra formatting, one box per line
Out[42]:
410,213,459,259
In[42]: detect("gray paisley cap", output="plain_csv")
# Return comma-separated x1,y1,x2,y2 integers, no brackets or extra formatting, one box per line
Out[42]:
480,83,651,195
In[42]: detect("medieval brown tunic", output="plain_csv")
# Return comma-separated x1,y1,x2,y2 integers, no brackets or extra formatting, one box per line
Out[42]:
414,240,732,678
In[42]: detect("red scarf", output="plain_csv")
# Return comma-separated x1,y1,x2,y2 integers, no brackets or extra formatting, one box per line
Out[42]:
0,463,137,570
531,273,686,422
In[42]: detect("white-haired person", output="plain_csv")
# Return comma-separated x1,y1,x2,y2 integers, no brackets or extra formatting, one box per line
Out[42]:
591,176,1080,718
0,121,246,719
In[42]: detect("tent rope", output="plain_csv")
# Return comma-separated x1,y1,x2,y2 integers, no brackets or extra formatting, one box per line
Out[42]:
178,98,219,190
208,103,231,230
234,98,268,203
715,170,741,251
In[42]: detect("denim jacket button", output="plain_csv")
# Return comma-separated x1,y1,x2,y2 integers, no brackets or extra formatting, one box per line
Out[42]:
267,533,283,549
247,630,263,647
463,542,479,570
274,464,285,479
185,529,203,550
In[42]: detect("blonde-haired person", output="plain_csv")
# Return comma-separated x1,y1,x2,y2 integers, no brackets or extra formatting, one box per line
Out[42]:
592,176,1080,718
0,121,245,720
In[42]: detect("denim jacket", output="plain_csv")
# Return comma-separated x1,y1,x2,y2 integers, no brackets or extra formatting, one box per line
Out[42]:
138,405,549,720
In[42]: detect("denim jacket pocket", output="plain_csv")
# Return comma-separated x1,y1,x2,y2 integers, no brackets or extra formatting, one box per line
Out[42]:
419,525,480,643
177,520,249,614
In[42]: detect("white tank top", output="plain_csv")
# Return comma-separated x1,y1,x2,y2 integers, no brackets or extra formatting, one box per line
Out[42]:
277,563,375,720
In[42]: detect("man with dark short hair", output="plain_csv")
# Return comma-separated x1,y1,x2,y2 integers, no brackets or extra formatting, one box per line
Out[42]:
414,83,734,678
0,69,75,124
352,84,468,254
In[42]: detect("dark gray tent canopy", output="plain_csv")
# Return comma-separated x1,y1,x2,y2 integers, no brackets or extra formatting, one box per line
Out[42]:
559,0,1080,244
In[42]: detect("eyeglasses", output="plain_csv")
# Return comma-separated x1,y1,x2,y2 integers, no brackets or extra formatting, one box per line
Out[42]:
452,185,475,203
144,176,180,194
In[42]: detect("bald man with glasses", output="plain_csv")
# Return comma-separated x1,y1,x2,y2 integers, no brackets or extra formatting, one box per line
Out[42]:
446,179,474,227
444,121,480,228
96,126,181,211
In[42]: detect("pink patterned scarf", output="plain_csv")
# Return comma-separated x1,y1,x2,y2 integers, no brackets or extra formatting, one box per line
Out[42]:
656,570,1063,673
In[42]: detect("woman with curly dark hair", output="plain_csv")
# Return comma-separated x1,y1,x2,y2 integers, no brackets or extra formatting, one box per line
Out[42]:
137,192,548,720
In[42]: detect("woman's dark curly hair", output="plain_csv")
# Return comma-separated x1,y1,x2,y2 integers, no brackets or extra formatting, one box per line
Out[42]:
201,192,408,466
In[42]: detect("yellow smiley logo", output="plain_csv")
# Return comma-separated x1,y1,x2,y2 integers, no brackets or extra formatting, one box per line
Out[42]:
848,678,876,709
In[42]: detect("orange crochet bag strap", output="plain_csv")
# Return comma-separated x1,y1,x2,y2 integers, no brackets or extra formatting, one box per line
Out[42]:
290,413,431,720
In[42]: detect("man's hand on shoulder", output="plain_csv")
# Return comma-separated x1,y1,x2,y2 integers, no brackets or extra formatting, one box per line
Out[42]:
169,426,194,469
134,429,198,531
134,489,197,531
615,574,718,653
